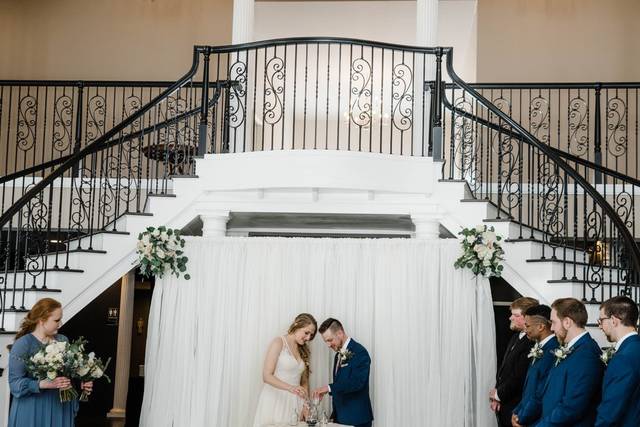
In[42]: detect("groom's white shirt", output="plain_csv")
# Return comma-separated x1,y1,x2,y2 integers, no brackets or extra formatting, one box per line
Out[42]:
328,337,351,393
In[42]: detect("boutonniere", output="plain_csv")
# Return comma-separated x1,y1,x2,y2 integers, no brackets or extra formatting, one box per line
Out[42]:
338,349,354,367
600,346,616,366
527,342,544,365
553,345,573,366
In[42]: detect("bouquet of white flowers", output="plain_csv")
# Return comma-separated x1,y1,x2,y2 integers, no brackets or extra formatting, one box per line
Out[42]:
24,337,111,402
23,339,78,402
73,338,111,401
454,224,505,277
136,226,190,280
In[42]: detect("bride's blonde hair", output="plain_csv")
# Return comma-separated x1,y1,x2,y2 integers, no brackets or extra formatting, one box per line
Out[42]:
288,313,317,385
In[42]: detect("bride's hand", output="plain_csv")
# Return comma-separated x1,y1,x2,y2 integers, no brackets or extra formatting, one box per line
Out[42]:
288,385,307,399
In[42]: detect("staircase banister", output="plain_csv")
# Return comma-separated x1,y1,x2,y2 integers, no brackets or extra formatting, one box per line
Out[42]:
0,78,236,185
0,48,202,230
440,91,640,189
444,50,640,284
441,82,640,89
202,37,452,54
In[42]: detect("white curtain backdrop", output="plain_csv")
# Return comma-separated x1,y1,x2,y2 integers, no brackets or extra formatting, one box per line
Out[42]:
140,237,497,427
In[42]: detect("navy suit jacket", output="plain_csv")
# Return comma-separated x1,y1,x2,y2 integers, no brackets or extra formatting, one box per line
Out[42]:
533,333,603,427
513,336,559,425
595,333,640,427
330,339,374,426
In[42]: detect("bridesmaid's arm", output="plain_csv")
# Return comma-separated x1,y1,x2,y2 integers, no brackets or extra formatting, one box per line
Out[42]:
262,338,306,398
8,338,41,398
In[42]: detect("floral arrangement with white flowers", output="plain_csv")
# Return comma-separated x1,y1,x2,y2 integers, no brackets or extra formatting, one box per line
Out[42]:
527,342,544,365
553,345,574,366
136,226,190,280
72,338,111,401
600,346,616,366
23,337,110,402
454,224,505,278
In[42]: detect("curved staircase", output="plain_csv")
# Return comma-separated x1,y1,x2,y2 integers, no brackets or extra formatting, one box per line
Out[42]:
1,38,638,424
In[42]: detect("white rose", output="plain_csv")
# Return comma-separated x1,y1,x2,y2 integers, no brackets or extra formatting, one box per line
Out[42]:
142,234,151,245
483,259,491,267
474,244,488,259
482,231,497,244
155,248,166,259
160,231,168,241
92,367,104,378
483,248,495,260
465,235,475,244
152,229,160,237
77,366,91,377
475,225,485,233
136,241,145,251
88,352,95,361
47,371,57,380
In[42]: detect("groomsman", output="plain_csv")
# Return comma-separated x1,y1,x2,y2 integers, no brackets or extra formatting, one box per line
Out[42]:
533,298,603,427
490,297,538,427
595,295,640,427
511,305,558,427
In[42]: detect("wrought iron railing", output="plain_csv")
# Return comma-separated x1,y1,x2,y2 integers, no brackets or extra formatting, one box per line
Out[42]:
0,38,440,330
438,69,640,304
441,82,640,179
0,38,638,331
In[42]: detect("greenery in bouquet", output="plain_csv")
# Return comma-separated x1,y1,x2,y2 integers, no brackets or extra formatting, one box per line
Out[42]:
73,337,111,401
454,224,505,278
136,226,190,280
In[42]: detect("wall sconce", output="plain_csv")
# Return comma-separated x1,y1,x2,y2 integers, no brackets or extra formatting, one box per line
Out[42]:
589,240,607,266
136,317,145,335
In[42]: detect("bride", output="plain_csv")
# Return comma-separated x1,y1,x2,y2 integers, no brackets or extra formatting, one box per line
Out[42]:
253,313,317,427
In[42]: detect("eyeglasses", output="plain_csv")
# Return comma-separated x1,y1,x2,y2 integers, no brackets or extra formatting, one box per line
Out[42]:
597,317,611,325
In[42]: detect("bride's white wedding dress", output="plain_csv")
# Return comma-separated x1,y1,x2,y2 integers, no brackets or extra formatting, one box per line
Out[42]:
253,336,306,427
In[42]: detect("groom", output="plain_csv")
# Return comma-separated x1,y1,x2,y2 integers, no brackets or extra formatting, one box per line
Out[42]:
313,318,374,427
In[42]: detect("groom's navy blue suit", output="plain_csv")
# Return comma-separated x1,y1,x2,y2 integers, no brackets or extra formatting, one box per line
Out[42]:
330,339,374,427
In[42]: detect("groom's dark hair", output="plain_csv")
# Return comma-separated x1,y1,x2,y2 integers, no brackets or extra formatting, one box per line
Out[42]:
319,318,344,334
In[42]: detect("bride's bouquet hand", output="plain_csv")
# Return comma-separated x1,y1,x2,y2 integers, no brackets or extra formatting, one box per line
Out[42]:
288,385,307,399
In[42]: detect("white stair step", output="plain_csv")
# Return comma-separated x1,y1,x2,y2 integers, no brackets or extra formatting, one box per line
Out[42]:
1,269,84,291
0,288,62,311
112,212,155,233
40,249,107,270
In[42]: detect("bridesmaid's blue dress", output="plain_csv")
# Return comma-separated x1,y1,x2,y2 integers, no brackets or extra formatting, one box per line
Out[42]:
8,333,78,427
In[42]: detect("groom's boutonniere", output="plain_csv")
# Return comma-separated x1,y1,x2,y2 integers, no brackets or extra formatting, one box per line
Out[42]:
527,342,544,365
553,345,573,367
600,346,616,366
338,349,354,367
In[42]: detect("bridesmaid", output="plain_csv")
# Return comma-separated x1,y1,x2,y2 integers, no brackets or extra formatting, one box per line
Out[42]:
8,298,93,427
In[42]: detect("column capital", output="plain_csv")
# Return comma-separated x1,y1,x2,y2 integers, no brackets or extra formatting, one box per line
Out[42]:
412,210,442,239
201,211,230,237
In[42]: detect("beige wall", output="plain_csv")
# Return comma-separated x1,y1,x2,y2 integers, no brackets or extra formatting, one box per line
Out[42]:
0,0,233,80
477,0,640,82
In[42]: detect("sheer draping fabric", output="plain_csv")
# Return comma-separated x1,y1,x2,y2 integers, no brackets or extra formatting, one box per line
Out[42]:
140,237,497,427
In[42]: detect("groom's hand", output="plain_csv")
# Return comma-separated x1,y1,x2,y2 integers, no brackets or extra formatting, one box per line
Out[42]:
312,385,329,399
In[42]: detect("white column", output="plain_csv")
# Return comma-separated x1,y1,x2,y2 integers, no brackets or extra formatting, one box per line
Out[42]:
201,212,230,237
416,0,439,47
107,270,136,427
232,0,254,44
412,212,442,239
414,0,439,157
